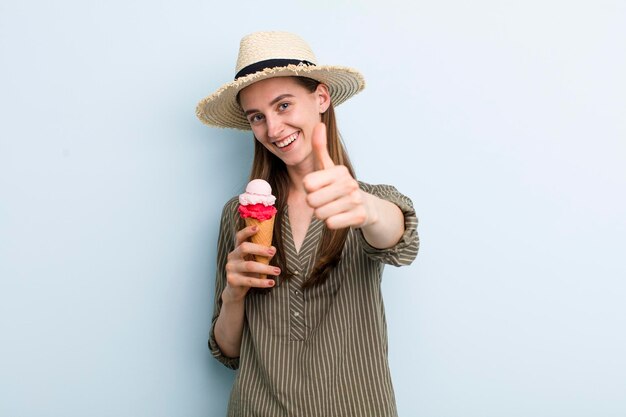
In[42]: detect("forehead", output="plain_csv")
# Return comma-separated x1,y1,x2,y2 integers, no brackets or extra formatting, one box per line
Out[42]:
238,77,307,108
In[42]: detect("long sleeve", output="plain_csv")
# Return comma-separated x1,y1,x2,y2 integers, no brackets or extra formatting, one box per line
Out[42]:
208,197,240,369
355,182,419,266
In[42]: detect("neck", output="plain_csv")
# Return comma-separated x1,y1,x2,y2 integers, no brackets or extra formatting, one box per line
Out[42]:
285,155,315,195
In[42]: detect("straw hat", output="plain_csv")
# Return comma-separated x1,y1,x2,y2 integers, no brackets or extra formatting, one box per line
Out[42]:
195,31,366,131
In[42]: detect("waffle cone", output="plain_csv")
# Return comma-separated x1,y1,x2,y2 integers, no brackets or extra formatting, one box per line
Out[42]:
245,216,275,278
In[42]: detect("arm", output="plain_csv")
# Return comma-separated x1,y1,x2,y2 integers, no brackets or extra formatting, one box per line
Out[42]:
303,123,406,249
209,202,279,367
355,182,420,266
359,190,405,249
213,225,279,359
213,290,246,358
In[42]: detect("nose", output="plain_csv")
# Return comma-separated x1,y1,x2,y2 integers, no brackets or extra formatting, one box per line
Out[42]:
265,114,283,140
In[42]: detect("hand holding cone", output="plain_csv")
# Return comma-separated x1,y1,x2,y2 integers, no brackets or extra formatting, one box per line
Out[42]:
238,179,277,279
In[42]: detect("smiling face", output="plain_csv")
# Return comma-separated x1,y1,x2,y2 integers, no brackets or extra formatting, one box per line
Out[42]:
238,77,331,172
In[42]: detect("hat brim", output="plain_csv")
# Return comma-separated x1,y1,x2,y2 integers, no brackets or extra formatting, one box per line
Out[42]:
196,64,365,131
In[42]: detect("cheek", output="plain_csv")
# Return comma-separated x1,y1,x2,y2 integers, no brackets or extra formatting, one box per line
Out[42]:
251,126,267,143
256,138,273,153
252,131,276,153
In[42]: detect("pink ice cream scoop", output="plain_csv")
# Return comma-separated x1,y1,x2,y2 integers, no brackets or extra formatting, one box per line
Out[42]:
238,179,277,221
237,179,277,276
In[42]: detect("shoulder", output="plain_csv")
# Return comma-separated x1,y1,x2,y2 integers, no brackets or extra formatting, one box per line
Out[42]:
218,196,241,230
357,181,399,194
358,181,411,201
221,195,240,215
358,180,416,216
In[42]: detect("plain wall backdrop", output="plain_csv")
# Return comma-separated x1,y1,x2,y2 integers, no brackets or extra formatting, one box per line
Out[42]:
1,0,625,416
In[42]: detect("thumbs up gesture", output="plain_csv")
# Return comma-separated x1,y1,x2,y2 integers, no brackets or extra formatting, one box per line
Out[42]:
303,123,373,230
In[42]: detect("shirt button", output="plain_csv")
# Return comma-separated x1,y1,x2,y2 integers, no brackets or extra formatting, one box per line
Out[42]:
294,312,300,318
294,290,299,295
294,271,299,276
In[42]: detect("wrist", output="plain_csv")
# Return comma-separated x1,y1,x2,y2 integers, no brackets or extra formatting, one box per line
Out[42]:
361,191,380,228
222,286,247,305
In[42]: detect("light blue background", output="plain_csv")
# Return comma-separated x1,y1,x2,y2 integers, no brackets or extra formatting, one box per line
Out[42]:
1,1,625,416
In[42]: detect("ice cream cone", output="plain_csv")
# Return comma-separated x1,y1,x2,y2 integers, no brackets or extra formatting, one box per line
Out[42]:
239,179,277,280
245,216,275,278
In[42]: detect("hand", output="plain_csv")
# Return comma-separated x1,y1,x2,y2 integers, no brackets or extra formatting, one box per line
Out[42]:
303,123,376,230
224,225,280,302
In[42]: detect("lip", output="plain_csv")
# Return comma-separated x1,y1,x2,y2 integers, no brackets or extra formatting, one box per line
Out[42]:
272,131,299,152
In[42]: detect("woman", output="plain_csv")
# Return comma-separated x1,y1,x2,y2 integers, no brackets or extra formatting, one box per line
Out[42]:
197,31,419,417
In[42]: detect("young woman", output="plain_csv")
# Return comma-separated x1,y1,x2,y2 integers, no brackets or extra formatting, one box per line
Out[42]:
197,31,419,417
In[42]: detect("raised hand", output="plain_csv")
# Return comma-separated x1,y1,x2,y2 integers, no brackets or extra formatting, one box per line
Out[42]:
303,123,374,230
223,225,280,301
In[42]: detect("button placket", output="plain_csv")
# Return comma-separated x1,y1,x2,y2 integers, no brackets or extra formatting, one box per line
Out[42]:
289,268,306,341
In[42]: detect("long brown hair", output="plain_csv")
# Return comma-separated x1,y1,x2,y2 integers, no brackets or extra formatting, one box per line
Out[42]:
242,76,357,288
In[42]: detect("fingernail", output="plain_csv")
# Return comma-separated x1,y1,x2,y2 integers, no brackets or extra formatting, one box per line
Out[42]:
252,226,258,232
268,247,276,255
268,280,275,287
273,268,281,275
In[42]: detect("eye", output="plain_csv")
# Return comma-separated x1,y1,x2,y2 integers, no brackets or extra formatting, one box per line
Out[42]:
248,113,264,124
278,102,290,111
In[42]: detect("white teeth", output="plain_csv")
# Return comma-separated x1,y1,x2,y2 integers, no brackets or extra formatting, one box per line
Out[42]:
275,132,298,148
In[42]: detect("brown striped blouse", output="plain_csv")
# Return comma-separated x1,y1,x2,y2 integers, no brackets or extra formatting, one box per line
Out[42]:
209,182,419,417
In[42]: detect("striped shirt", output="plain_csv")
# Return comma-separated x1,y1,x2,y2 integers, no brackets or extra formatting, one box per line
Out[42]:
209,182,419,417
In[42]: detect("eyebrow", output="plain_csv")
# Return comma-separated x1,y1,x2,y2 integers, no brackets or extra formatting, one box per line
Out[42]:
243,94,295,116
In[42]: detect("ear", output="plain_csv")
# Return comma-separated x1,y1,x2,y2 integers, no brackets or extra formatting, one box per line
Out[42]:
316,83,331,114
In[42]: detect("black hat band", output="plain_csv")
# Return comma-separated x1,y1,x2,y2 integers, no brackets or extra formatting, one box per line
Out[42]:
235,59,315,80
